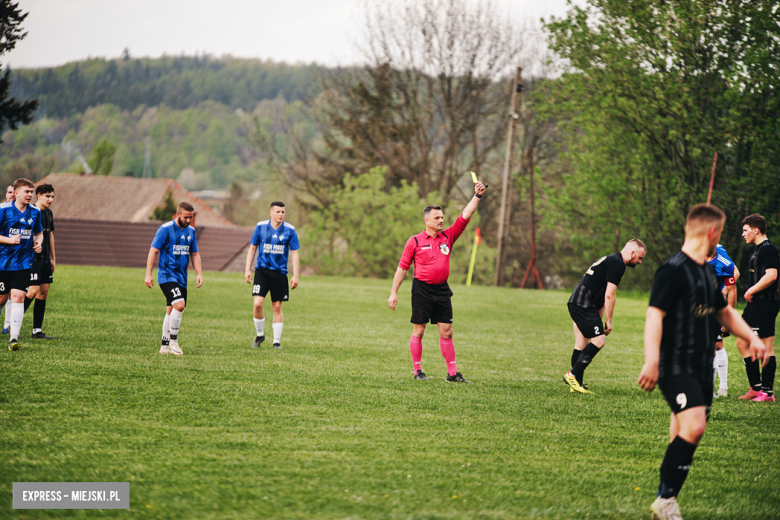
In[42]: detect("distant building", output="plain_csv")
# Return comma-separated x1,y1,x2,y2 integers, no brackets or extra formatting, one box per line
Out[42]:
35,174,252,272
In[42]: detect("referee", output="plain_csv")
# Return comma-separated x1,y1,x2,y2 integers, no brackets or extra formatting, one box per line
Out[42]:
638,204,766,520
388,181,485,382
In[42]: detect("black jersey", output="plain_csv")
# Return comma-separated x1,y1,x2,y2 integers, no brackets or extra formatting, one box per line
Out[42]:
747,240,779,300
649,251,727,380
568,252,626,310
33,207,54,263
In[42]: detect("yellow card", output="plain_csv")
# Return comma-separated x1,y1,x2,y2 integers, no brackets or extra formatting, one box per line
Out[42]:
470,171,479,183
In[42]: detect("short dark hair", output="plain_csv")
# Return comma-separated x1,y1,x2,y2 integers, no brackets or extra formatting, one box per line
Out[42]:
742,214,767,235
627,238,647,252
13,178,34,191
686,204,726,235
35,184,55,196
270,201,285,209
423,205,442,219
178,201,195,213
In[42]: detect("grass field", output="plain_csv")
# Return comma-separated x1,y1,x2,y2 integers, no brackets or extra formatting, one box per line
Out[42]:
1,265,779,519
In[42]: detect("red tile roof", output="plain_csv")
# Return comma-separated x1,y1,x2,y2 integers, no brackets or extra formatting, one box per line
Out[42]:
36,174,234,227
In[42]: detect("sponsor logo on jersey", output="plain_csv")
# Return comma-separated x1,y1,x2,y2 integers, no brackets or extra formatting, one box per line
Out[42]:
172,244,190,255
263,243,286,254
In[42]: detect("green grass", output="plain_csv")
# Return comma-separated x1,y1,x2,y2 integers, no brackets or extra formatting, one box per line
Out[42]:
1,265,778,519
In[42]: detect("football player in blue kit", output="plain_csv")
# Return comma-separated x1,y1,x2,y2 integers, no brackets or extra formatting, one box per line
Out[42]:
244,201,300,349
707,244,740,397
145,202,203,356
0,179,43,351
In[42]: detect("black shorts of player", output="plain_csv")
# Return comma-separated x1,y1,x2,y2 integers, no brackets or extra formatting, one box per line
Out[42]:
252,268,289,303
411,279,453,324
568,303,605,338
30,260,54,286
159,282,187,307
0,269,33,295
742,300,780,339
658,375,713,421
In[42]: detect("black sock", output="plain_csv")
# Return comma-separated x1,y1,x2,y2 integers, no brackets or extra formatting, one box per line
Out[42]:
571,342,601,383
762,356,776,396
659,436,697,499
33,299,46,330
23,296,33,313
571,349,581,370
744,357,762,392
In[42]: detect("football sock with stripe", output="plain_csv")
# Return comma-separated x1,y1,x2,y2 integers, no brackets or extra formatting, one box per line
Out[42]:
10,302,24,339
169,309,183,339
743,357,762,392
410,336,423,373
272,322,283,344
571,348,581,370
762,356,776,396
571,342,600,384
253,317,265,337
439,337,457,376
33,298,46,331
161,313,170,344
658,436,697,499
715,348,728,388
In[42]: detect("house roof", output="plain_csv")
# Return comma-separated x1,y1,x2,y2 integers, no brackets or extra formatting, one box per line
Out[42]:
35,173,234,227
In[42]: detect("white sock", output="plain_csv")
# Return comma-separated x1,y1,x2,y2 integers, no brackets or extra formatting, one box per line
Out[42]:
170,309,183,339
715,348,728,388
713,355,718,384
254,317,265,337
272,322,283,344
10,302,24,339
162,314,171,342
4,302,10,329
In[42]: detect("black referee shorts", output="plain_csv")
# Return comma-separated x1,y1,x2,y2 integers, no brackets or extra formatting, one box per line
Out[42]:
568,303,605,338
411,279,453,325
658,375,713,420
742,300,780,339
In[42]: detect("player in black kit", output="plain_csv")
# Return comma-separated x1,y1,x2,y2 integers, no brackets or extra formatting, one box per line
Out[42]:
563,239,646,393
24,184,56,339
737,214,779,402
638,204,766,520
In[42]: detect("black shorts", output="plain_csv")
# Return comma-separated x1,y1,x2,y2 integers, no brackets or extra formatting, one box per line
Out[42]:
658,375,713,419
159,282,187,307
411,279,453,324
742,300,780,339
30,260,54,286
0,269,32,295
568,303,605,338
252,268,289,303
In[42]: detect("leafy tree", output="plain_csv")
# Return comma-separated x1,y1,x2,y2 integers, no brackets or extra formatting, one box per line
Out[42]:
541,0,780,285
150,190,177,221
0,0,38,142
86,138,116,175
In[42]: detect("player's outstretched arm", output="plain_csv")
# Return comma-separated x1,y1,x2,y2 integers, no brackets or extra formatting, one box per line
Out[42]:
388,267,407,311
461,182,486,220
638,306,665,392
717,306,767,366
145,247,159,288
191,251,203,288
245,244,258,284
290,250,300,289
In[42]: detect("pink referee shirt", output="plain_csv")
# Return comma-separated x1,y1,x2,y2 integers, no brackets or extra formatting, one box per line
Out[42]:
398,215,471,285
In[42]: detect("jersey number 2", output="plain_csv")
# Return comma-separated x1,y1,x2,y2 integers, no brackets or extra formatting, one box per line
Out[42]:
586,256,607,276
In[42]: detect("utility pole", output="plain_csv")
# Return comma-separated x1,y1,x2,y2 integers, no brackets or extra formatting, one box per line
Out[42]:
520,146,544,289
494,67,522,286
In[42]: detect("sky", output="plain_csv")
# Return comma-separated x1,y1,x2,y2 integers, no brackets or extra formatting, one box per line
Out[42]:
5,0,576,69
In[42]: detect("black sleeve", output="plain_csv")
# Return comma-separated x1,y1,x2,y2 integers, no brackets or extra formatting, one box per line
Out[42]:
759,245,779,271
49,210,54,232
605,255,626,286
649,264,681,313
714,286,727,310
